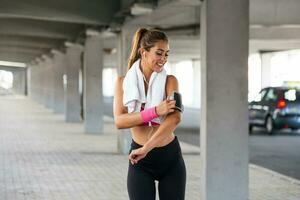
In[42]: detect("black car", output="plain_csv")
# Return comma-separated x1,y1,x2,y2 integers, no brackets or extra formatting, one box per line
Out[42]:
249,87,300,134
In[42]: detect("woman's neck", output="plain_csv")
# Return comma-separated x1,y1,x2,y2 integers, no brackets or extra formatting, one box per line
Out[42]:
140,59,153,81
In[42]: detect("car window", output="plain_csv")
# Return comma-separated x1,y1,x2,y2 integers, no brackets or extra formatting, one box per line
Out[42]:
264,89,277,102
253,89,267,102
284,89,300,102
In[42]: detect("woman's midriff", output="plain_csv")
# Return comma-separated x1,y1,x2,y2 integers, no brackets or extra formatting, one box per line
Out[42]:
130,125,175,147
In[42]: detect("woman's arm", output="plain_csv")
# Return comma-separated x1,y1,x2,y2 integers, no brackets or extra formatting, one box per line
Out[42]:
143,75,181,151
129,75,181,164
113,76,144,129
113,76,176,129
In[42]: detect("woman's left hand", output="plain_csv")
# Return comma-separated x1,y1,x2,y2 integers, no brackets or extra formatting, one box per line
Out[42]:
129,147,149,165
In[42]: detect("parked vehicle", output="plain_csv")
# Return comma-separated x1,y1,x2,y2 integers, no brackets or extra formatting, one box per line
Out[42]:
249,87,300,135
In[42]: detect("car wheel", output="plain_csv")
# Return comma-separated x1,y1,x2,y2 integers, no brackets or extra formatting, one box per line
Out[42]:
266,116,274,135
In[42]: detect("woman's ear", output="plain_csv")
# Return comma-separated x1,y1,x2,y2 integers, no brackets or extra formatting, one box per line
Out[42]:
140,48,146,58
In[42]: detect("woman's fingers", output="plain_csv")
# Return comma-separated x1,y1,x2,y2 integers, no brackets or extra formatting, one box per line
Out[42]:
129,153,136,164
168,101,176,107
129,150,140,164
129,148,147,165
156,100,176,115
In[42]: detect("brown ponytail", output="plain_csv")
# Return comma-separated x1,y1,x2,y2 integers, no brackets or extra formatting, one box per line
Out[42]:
127,27,168,71
127,28,148,70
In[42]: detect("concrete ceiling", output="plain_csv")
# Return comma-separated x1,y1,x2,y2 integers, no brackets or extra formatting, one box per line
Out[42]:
1,0,300,66
0,0,120,64
126,0,300,58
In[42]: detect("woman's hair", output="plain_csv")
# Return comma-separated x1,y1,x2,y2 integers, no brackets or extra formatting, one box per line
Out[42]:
127,28,168,70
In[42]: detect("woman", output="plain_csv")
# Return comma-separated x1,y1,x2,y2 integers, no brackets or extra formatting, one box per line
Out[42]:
113,28,186,200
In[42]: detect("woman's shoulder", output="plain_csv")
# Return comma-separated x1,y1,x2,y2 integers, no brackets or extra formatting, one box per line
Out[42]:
115,75,125,84
114,76,126,92
166,75,178,84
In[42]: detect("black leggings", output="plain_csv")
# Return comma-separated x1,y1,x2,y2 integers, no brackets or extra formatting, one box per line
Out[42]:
127,136,186,200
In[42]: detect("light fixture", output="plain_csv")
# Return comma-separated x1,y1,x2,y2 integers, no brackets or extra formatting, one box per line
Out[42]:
131,3,153,16
0,60,26,68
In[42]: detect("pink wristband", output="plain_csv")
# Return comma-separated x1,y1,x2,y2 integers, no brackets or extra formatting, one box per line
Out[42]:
140,107,159,123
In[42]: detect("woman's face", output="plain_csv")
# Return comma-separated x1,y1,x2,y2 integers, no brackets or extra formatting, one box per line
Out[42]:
142,40,169,73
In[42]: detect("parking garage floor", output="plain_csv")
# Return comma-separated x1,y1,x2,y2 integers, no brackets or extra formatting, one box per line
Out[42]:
0,96,300,200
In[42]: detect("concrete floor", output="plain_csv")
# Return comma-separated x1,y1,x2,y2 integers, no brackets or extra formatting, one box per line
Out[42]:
1,95,300,200
175,127,300,180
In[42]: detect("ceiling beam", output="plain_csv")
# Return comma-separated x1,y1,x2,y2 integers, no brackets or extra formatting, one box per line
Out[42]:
250,0,300,26
250,26,300,40
0,19,84,39
0,0,120,25
0,46,49,55
0,54,35,63
0,35,64,49
0,66,26,71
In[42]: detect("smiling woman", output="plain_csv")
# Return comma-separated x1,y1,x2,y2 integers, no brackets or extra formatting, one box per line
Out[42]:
113,28,186,200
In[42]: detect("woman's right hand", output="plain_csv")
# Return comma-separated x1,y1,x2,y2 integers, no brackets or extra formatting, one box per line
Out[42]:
155,99,176,116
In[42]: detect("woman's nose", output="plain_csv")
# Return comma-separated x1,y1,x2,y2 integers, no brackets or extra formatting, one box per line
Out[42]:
161,55,167,62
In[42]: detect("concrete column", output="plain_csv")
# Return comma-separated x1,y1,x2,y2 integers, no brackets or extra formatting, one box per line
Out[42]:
33,63,40,102
28,63,37,101
32,65,40,102
65,42,83,122
12,70,20,94
261,53,272,88
27,65,33,98
200,1,249,200
36,61,45,105
116,26,139,153
42,55,55,110
40,59,49,106
117,32,127,76
117,26,138,76
52,50,66,114
25,67,29,96
11,70,18,94
83,31,104,134
192,59,201,107
12,69,26,95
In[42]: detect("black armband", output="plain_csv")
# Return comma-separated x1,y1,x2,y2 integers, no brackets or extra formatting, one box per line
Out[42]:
169,90,184,112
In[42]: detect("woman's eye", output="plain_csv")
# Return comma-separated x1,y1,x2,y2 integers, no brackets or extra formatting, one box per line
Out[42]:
156,52,162,56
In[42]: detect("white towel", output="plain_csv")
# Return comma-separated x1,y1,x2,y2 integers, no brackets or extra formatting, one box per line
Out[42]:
123,59,167,124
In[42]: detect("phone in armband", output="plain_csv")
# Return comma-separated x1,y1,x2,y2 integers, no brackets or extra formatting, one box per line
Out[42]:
169,90,184,113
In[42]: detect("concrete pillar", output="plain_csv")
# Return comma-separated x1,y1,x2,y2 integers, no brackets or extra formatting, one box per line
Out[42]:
40,59,49,106
25,67,29,96
52,50,66,114
200,1,249,200
65,42,83,122
12,69,26,95
117,26,138,76
36,61,45,105
12,70,20,94
32,65,40,102
33,63,40,102
42,55,55,110
116,26,139,153
261,53,272,88
117,32,126,76
29,64,38,101
27,65,33,98
192,59,201,107
83,31,104,134
20,69,26,95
